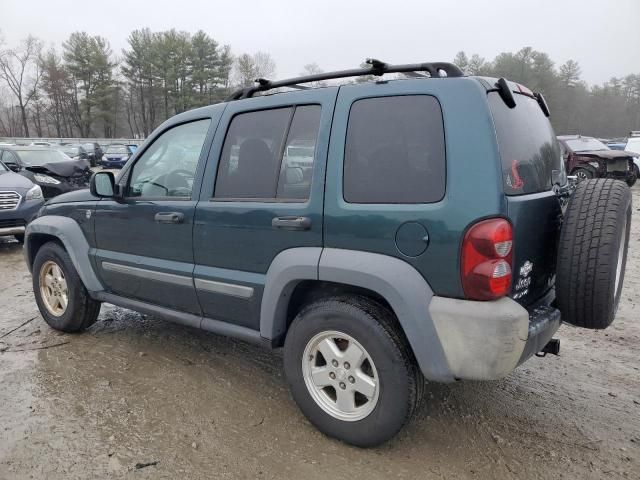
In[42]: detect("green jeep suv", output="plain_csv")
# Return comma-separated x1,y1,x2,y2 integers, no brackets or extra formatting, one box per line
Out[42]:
24,60,632,447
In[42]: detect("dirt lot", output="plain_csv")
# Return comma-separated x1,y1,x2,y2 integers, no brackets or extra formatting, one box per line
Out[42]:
1,190,639,480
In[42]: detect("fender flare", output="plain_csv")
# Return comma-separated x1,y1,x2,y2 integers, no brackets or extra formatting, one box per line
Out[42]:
260,247,454,382
25,215,104,293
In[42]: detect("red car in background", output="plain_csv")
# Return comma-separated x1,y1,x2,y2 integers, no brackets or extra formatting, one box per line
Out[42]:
558,135,636,186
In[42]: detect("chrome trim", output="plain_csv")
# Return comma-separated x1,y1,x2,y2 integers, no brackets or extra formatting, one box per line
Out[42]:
0,191,21,211
0,226,25,236
194,278,254,299
101,261,193,287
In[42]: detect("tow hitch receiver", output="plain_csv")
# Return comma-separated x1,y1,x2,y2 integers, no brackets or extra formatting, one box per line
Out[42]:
536,338,560,357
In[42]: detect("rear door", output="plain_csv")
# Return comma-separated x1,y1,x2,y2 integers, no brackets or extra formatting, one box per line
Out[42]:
323,82,451,290
193,89,337,330
488,91,565,306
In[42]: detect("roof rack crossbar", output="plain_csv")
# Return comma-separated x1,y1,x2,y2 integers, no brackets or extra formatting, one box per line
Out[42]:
225,59,464,101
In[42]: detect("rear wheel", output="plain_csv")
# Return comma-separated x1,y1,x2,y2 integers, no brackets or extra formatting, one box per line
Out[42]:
572,167,594,182
32,242,101,332
556,179,631,329
284,296,423,447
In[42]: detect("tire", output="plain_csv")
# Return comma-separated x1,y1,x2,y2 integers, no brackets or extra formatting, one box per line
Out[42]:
556,179,632,329
32,241,101,333
627,176,637,187
13,233,24,243
283,296,423,447
572,167,594,182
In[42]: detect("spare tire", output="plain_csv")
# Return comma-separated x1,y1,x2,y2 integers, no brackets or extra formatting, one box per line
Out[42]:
556,179,632,329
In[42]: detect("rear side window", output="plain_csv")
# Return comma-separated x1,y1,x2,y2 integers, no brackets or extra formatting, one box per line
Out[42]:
489,93,564,195
215,105,321,200
343,95,446,204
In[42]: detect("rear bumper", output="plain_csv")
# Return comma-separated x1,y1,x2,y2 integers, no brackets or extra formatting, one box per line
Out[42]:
429,295,561,381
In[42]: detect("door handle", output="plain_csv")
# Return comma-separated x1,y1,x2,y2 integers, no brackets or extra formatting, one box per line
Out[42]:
271,216,311,231
154,212,184,224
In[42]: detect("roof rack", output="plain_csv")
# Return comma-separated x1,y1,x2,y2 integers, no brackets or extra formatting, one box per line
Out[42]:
225,58,464,101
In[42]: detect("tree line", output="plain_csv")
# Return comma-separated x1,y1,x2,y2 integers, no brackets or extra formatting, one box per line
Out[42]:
0,32,638,139
454,48,640,138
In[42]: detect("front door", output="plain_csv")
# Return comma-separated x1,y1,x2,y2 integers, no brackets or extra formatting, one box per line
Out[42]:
93,118,214,315
193,89,337,330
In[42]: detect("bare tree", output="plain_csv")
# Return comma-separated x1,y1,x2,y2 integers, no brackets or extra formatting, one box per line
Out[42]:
300,63,327,87
233,51,276,87
0,36,42,136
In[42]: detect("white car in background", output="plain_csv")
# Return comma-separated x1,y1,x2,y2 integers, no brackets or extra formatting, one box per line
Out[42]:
625,134,640,178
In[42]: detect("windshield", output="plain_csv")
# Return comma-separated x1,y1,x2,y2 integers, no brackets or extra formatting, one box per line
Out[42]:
106,146,129,154
15,149,71,166
489,92,565,195
565,137,608,152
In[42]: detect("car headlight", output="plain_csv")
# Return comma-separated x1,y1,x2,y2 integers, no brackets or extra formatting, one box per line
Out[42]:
588,162,599,169
102,155,107,161
25,184,43,200
33,173,61,185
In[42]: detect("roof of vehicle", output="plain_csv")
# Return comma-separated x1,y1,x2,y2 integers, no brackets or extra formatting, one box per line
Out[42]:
557,135,593,140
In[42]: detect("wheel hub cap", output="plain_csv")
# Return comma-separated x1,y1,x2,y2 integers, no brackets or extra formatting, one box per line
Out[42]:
302,330,379,422
39,260,68,317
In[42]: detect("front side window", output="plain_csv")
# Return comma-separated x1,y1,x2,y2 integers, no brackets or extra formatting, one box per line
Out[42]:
343,95,446,204
127,119,210,198
215,105,321,200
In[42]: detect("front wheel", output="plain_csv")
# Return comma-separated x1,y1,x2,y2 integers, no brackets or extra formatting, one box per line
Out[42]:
32,241,101,332
284,296,423,447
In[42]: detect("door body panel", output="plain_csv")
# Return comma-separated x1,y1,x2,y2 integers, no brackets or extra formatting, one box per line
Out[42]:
193,89,338,329
324,78,504,298
92,109,223,314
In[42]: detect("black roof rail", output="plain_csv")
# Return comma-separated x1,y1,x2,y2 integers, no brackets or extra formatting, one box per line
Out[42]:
225,58,464,101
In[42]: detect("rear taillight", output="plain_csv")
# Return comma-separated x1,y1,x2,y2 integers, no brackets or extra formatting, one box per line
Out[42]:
461,218,513,300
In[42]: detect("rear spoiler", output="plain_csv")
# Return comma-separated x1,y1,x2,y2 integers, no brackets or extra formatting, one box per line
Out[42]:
492,77,550,117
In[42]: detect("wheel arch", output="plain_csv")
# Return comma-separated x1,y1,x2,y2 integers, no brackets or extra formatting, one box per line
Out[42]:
260,247,454,382
25,216,104,293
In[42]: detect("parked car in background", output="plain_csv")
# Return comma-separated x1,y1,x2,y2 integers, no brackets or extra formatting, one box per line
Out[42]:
606,141,626,151
99,144,134,169
624,136,640,178
0,160,44,243
29,141,52,147
557,135,636,186
56,144,90,161
0,146,92,199
81,142,104,167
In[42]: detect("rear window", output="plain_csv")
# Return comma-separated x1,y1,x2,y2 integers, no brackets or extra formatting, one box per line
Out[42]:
343,95,446,204
489,93,565,195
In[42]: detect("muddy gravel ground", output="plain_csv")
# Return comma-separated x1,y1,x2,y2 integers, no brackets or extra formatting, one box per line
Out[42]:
1,192,639,480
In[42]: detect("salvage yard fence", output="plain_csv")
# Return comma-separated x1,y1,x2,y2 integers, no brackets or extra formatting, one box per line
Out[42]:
0,137,145,146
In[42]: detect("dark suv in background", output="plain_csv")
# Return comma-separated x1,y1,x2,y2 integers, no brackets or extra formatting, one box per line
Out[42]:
558,135,636,186
23,60,632,447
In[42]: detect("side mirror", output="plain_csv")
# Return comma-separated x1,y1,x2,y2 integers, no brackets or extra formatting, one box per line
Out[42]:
90,171,116,198
6,163,21,173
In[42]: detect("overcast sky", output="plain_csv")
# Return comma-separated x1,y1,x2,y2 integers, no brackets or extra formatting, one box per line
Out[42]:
2,0,639,85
